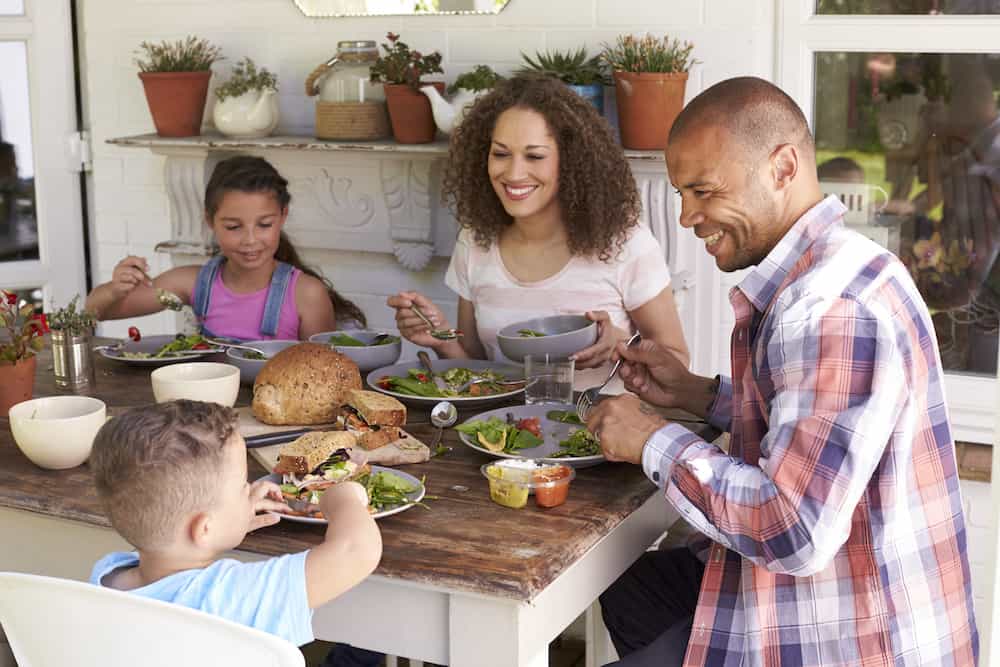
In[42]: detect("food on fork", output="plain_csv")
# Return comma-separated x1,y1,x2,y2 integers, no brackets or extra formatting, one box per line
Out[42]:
342,389,406,450
252,343,362,425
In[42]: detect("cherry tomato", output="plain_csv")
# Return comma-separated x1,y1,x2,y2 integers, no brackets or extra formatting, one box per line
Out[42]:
516,417,542,438
415,372,429,383
127,326,141,342
191,342,210,350
377,377,391,389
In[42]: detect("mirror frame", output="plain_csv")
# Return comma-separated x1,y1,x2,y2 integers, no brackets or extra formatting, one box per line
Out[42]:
292,0,511,17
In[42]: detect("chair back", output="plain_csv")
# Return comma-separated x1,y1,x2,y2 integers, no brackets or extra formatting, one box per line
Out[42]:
0,572,304,667
819,180,889,226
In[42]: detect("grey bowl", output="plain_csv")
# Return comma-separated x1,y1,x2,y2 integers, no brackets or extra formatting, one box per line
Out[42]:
308,329,403,372
224,340,300,385
496,315,598,362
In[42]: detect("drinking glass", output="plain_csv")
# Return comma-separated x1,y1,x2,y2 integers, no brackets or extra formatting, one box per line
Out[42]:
523,355,574,405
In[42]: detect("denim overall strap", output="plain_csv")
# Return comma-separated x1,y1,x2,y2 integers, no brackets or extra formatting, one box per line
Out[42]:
193,256,225,339
259,261,295,337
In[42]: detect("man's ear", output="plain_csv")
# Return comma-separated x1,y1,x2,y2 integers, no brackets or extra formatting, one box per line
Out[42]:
187,511,213,549
770,144,800,190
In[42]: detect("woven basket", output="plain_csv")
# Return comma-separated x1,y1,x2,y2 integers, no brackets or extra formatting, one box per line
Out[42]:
315,101,389,141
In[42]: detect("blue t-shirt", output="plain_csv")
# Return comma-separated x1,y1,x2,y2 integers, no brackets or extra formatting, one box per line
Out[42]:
90,551,314,646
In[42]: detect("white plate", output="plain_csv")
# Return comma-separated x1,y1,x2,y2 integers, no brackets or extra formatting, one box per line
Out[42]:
259,465,426,524
366,359,525,407
98,335,221,367
457,403,605,468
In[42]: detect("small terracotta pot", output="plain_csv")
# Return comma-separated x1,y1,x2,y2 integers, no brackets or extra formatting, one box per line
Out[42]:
383,82,444,144
613,71,688,150
138,71,212,137
0,354,36,416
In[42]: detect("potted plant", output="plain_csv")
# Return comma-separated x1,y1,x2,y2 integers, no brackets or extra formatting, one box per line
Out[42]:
518,48,608,114
369,32,445,144
0,290,48,414
212,57,280,138
135,36,223,137
424,65,503,136
48,295,98,391
601,34,697,150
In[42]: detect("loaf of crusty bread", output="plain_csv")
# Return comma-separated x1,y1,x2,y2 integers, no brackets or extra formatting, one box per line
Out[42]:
252,343,362,425
274,431,358,475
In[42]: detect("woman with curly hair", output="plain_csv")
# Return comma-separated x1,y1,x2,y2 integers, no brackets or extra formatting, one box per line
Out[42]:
388,74,689,383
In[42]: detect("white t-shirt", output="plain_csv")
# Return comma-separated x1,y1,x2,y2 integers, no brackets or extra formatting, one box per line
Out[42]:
444,224,671,389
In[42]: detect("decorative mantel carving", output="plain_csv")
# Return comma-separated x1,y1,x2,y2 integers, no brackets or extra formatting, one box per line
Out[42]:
107,134,675,272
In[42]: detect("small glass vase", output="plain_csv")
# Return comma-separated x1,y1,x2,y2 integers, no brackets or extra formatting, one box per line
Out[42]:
51,329,96,391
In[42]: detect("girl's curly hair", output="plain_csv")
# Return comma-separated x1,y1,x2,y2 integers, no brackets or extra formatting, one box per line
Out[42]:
441,73,641,262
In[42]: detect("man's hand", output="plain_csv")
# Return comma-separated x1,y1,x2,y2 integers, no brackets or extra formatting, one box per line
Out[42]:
618,340,716,417
586,394,667,465
248,479,289,532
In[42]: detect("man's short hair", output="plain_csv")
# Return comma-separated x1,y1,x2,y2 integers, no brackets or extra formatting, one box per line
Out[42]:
90,400,238,550
669,76,814,164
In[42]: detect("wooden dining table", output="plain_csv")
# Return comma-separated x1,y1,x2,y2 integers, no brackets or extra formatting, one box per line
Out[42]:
0,342,716,667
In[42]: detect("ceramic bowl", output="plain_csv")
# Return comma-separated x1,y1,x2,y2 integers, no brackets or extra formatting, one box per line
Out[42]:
150,362,240,406
308,330,403,372
224,340,299,385
9,396,107,469
496,315,598,362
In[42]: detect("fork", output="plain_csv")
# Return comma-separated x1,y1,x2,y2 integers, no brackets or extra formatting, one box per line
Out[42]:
575,332,642,420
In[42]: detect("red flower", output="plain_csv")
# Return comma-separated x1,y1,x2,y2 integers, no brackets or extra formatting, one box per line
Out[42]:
31,313,49,335
3,291,16,305
387,32,399,42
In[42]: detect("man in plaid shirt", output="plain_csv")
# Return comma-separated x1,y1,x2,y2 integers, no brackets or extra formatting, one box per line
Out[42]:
588,77,979,666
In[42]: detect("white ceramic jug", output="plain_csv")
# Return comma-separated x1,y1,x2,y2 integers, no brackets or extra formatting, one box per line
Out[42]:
213,89,279,138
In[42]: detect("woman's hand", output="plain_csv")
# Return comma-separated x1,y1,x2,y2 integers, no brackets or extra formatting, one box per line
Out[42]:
108,256,153,301
247,479,288,532
570,310,629,369
387,291,454,350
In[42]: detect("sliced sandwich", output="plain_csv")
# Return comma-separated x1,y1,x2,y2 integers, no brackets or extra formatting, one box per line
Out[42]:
274,430,362,475
274,431,370,520
342,389,407,450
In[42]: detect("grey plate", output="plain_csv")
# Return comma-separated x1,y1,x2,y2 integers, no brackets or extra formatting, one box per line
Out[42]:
259,466,425,524
97,335,221,367
366,358,525,407
457,403,605,468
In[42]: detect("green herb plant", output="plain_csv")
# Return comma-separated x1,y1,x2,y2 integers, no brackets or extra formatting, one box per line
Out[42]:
134,36,223,73
215,57,278,102
600,34,697,74
369,32,444,90
448,65,503,95
518,47,608,86
48,295,97,337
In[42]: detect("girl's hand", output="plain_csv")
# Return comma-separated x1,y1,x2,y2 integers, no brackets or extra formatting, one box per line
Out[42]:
387,291,453,349
248,479,288,532
570,310,629,369
109,256,153,301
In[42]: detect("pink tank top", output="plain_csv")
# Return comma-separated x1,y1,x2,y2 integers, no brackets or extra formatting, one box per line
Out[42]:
198,268,302,341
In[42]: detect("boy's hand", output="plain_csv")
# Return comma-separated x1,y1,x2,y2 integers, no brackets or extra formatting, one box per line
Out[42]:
319,481,370,516
248,479,288,531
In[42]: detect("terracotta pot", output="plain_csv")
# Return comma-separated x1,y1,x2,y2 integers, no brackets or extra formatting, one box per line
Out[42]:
0,354,36,416
138,71,212,137
383,82,444,144
613,71,688,150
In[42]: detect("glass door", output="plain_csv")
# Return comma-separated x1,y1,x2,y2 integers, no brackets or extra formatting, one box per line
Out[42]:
0,1,86,307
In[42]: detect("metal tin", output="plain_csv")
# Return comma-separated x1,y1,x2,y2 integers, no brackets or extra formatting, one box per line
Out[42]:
51,330,96,390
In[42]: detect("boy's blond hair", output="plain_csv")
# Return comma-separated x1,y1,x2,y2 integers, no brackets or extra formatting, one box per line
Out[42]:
90,400,238,550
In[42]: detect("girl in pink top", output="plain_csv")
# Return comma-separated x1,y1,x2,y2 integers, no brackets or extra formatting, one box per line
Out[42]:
87,156,366,341
389,75,689,375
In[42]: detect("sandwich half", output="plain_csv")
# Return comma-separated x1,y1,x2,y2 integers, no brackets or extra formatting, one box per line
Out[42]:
342,389,407,450
274,430,361,475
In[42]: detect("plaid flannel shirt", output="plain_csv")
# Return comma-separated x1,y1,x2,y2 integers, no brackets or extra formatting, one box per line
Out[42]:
642,196,979,666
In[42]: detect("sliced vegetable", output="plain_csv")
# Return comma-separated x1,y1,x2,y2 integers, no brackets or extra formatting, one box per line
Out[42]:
128,326,141,342
517,329,547,337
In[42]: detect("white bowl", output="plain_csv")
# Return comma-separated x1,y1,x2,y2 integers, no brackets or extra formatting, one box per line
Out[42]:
9,396,107,469
150,362,240,406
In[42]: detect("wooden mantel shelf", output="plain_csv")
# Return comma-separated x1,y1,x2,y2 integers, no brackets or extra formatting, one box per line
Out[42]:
106,132,667,162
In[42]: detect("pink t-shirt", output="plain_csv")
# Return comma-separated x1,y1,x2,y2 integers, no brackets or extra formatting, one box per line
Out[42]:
444,225,671,388
196,267,302,341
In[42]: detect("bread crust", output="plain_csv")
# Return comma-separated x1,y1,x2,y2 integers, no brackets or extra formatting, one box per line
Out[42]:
273,431,358,474
252,343,362,425
345,389,406,427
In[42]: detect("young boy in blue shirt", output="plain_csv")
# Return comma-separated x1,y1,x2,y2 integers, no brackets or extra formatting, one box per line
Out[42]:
88,400,382,647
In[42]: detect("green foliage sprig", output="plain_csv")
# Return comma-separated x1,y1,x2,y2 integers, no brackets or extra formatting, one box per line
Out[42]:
369,32,444,89
600,34,697,74
48,295,97,338
135,36,223,73
215,58,278,101
448,65,503,95
518,48,607,86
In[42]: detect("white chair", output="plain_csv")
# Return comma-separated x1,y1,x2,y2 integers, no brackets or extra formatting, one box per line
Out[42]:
0,572,304,667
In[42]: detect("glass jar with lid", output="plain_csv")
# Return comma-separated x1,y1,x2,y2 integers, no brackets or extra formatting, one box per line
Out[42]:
307,40,389,140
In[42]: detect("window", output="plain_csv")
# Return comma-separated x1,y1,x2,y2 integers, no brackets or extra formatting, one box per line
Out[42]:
817,0,1000,15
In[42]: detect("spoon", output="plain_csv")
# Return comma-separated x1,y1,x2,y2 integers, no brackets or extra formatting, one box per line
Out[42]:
204,338,268,357
411,304,462,341
430,401,458,456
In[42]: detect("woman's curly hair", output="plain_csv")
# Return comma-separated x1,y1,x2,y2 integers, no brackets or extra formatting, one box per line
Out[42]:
441,73,641,262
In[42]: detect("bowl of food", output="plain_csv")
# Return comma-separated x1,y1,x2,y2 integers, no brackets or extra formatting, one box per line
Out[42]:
481,459,576,509
224,339,299,384
496,315,598,362
9,396,107,469
150,362,240,406
309,330,402,372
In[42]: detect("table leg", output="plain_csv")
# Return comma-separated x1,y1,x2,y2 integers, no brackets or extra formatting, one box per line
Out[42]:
448,595,548,667
585,599,618,667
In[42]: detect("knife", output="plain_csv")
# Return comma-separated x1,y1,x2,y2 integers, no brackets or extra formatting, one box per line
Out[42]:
244,428,320,449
